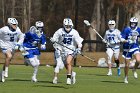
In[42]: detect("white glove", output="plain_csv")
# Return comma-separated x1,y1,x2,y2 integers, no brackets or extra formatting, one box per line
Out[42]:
50,37,55,43
41,44,46,50
109,41,116,45
14,44,20,50
22,51,29,56
74,48,81,55
102,39,107,43
32,41,37,46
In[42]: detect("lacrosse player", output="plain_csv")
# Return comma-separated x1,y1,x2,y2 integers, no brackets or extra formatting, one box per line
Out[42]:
0,18,24,82
50,18,83,85
121,17,140,83
102,20,121,76
21,21,46,82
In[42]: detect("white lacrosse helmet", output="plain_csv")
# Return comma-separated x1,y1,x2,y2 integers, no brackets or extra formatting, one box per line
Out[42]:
130,17,138,29
35,21,44,28
108,20,116,30
8,18,18,25
63,18,73,32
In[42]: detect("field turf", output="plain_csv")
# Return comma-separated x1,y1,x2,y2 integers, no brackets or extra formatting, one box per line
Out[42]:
0,65,140,93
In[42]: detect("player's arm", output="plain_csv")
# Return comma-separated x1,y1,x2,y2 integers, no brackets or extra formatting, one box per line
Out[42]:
40,34,46,50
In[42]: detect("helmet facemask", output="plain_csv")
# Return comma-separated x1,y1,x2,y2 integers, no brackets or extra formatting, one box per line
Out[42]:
63,18,73,32
130,17,138,29
130,22,137,29
108,20,116,31
8,18,18,31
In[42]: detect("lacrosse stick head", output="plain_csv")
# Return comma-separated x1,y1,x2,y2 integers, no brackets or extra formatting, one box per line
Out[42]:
130,31,139,40
97,58,107,67
131,31,139,36
84,20,91,26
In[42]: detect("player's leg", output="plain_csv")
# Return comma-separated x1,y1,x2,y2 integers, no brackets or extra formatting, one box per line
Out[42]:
114,49,121,76
53,49,62,84
132,53,140,79
1,49,13,82
106,48,113,76
124,59,129,83
66,55,73,85
31,55,40,82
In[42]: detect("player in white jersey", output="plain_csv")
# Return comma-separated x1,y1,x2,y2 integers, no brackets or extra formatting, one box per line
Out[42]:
103,20,121,76
50,18,83,85
121,17,140,83
0,18,24,82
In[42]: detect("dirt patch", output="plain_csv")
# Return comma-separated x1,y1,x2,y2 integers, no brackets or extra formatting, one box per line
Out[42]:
0,52,125,66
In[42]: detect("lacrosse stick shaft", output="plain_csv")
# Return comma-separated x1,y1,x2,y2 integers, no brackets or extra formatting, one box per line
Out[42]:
84,20,114,51
53,41,95,62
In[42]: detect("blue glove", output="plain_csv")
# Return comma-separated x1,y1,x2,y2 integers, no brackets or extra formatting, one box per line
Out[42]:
41,44,46,50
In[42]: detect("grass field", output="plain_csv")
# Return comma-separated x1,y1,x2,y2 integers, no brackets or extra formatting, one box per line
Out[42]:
0,65,140,93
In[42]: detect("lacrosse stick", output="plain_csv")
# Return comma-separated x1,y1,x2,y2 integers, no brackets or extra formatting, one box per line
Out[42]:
84,20,115,51
50,40,95,62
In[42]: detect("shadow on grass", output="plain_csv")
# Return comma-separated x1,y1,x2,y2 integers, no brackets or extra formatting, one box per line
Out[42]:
34,84,70,89
9,78,31,82
101,80,123,83
92,74,108,76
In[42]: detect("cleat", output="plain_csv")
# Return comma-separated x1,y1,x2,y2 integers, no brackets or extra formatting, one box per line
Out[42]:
117,68,121,76
66,78,71,85
107,71,112,76
31,76,37,82
53,78,57,84
132,69,138,79
124,79,128,84
1,72,5,82
72,72,76,84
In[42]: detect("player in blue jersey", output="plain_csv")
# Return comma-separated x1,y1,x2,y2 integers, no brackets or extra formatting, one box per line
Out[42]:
20,21,46,82
121,17,140,83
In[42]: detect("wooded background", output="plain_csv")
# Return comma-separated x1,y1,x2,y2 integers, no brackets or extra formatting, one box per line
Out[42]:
0,0,140,51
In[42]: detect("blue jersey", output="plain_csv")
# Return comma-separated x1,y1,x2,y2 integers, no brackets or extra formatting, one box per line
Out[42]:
23,32,46,49
121,27,140,49
121,26,140,59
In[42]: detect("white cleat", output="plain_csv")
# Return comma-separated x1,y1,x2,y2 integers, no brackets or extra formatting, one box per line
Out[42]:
53,78,58,84
133,72,138,79
107,72,112,76
132,69,138,79
1,73,5,82
72,72,76,84
4,72,8,78
31,76,37,82
66,78,71,85
124,79,128,84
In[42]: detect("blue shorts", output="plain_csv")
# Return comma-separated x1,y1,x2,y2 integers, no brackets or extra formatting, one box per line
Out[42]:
122,48,139,59
24,49,40,58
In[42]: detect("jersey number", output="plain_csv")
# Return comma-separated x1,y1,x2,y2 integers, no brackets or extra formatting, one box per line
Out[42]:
63,38,72,44
10,36,14,42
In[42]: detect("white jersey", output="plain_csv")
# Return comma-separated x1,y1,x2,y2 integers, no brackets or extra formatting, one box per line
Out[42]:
0,26,24,49
52,28,83,55
104,29,121,49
